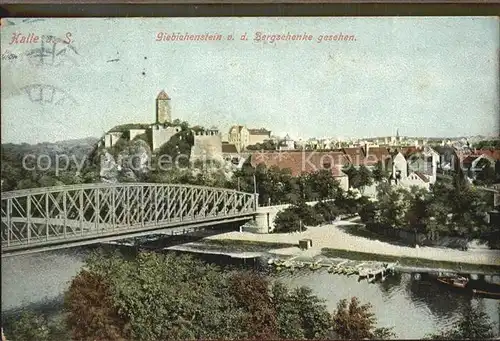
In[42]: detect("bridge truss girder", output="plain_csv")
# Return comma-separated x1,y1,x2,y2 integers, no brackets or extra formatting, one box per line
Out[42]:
1,183,257,254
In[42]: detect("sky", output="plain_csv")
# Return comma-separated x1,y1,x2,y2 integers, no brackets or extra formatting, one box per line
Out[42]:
1,17,499,144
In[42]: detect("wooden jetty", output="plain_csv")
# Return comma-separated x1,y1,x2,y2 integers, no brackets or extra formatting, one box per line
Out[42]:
358,262,398,283
267,257,398,283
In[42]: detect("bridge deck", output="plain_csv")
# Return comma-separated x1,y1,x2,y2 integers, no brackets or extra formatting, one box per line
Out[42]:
1,183,258,256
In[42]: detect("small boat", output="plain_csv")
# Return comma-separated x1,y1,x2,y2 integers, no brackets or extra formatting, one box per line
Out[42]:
327,265,336,273
346,268,357,276
355,262,366,270
274,260,285,267
337,260,348,267
437,276,468,289
309,262,322,271
472,289,500,299
295,261,305,268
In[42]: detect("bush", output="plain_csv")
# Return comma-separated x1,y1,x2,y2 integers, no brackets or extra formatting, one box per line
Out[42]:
314,201,340,222
64,250,397,340
358,200,378,224
425,304,496,339
274,207,302,233
5,310,51,341
65,270,128,341
294,201,325,226
17,250,398,341
273,202,325,233
332,297,395,340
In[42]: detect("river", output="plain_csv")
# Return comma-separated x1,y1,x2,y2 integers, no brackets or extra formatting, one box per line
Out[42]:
1,245,499,339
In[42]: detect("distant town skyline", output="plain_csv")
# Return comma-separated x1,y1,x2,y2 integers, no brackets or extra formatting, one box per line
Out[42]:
1,17,499,144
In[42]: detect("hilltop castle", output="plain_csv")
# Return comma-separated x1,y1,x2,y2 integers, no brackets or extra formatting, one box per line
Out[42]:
104,90,180,150
103,90,228,163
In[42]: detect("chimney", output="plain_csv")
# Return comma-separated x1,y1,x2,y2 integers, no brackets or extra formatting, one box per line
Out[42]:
364,142,369,156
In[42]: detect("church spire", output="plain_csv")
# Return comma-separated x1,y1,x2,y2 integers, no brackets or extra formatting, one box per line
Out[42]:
396,128,400,139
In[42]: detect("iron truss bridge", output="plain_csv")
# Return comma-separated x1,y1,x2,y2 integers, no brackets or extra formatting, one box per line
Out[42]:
1,183,258,256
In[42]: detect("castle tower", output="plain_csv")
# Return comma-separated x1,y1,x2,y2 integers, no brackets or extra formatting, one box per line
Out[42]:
156,90,172,124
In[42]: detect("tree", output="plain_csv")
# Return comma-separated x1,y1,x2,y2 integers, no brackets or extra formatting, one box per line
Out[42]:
331,297,394,340
372,160,390,182
228,271,278,339
358,199,378,225
357,165,374,193
67,250,376,341
37,174,64,187
273,209,301,233
5,310,51,341
373,183,407,229
495,161,500,183
290,287,332,339
69,251,254,341
57,170,83,185
303,170,342,200
157,130,193,168
342,166,373,193
65,270,128,341
15,178,40,190
342,166,361,189
475,162,496,186
271,282,306,339
474,140,500,149
270,282,334,339
314,200,341,222
246,140,277,151
426,304,496,339
405,186,432,233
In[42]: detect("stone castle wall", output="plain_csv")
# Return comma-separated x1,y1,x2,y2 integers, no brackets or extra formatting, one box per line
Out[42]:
151,125,181,150
104,132,124,148
190,131,223,162
129,129,147,141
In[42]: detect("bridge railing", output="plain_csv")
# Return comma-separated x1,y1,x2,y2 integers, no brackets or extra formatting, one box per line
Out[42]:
1,183,257,252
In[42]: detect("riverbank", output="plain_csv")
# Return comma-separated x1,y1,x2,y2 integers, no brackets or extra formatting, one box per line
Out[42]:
2,241,499,340
204,221,500,271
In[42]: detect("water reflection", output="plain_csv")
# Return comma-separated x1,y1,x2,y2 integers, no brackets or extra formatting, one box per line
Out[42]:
1,248,499,339
404,273,468,319
376,271,403,297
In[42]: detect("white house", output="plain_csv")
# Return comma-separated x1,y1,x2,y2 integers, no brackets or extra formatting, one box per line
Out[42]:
390,151,434,190
279,134,295,151
461,154,496,175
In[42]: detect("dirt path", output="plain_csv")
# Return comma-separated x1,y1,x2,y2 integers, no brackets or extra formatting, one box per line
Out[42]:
206,222,500,266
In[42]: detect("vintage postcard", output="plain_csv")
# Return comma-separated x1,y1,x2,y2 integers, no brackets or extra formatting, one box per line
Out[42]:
1,17,499,341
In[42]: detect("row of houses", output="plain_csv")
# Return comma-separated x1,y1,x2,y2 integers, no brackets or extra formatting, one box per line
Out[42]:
246,145,438,191
243,144,500,192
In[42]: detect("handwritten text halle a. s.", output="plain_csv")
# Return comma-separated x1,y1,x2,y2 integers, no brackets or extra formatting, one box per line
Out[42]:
9,32,74,45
